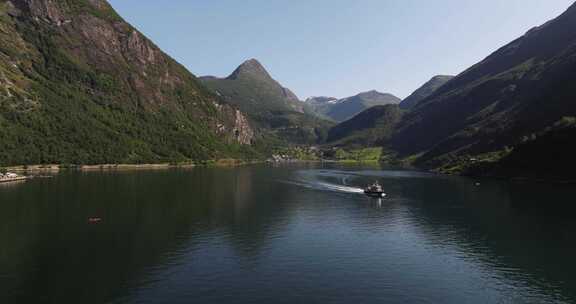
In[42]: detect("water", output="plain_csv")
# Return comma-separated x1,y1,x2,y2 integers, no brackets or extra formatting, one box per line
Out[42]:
1,164,575,303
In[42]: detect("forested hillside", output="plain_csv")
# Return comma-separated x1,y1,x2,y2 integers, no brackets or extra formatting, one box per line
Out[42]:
201,59,333,145
0,0,254,165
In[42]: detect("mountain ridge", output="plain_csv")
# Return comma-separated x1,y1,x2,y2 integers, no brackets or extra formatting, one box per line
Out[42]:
306,90,401,122
400,75,454,109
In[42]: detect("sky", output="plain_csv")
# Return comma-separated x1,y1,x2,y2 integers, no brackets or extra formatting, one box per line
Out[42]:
108,0,574,99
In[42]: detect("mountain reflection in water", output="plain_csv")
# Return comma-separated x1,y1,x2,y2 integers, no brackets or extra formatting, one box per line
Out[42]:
1,165,575,304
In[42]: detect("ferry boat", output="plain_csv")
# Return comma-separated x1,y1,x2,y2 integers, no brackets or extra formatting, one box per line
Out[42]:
364,181,386,198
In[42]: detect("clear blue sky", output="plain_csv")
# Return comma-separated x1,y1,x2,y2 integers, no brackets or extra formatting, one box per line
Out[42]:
108,0,574,99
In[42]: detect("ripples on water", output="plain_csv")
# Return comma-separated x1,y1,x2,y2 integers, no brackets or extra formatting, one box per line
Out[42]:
1,165,575,304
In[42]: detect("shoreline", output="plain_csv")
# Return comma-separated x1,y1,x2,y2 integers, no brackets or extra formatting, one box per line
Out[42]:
0,176,30,183
1,159,264,173
3,160,574,185
1,159,376,173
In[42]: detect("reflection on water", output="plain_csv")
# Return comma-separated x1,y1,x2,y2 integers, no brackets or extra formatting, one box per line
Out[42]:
1,165,575,304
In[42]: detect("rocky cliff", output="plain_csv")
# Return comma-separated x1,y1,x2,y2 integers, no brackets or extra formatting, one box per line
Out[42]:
0,0,253,165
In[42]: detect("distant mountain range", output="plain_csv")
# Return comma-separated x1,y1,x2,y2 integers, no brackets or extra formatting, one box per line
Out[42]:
200,59,332,145
323,76,452,147
306,90,401,122
327,2,576,179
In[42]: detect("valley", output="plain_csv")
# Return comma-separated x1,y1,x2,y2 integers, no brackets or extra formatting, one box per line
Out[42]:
1,0,576,182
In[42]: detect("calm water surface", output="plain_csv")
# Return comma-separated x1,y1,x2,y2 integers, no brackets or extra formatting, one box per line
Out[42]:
1,165,575,303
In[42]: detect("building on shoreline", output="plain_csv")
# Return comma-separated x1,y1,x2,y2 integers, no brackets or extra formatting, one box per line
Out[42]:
0,172,27,183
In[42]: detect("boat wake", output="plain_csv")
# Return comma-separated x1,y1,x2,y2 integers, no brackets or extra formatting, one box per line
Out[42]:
284,170,367,195
284,180,364,195
316,182,365,194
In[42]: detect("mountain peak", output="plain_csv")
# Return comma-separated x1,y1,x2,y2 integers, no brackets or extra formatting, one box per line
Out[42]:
344,90,400,105
307,90,401,122
356,90,391,99
227,58,272,80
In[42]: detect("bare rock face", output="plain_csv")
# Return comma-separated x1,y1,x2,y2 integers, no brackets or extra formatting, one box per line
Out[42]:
212,102,255,145
233,109,255,145
0,0,254,165
86,0,108,10
21,0,253,145
10,0,66,24
126,29,158,65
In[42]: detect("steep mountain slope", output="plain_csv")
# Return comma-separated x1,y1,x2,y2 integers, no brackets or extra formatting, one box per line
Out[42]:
323,75,449,148
0,0,254,165
307,90,401,122
326,104,403,147
200,59,332,144
465,117,576,180
399,75,454,109
388,2,576,169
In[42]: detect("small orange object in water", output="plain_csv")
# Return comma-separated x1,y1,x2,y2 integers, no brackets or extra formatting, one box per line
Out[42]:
88,218,102,223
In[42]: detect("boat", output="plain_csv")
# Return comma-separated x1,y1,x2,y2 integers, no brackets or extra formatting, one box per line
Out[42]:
364,181,386,198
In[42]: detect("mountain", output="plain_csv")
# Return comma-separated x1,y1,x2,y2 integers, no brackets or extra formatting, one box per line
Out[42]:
385,2,576,171
200,59,304,115
399,75,454,109
326,104,403,147
0,0,254,166
307,90,401,122
200,59,332,144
